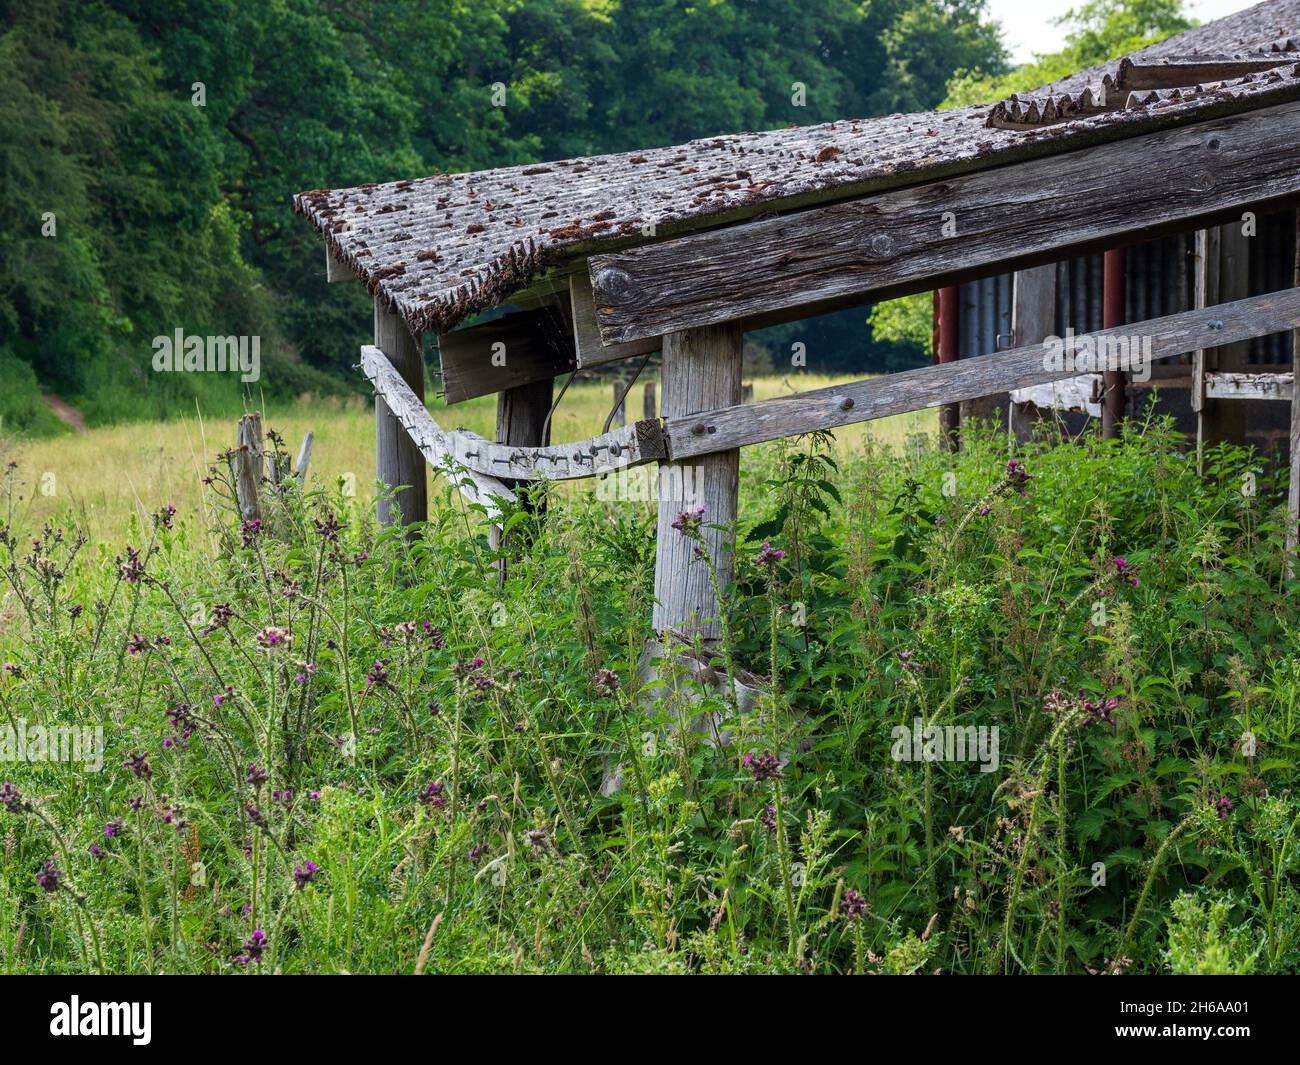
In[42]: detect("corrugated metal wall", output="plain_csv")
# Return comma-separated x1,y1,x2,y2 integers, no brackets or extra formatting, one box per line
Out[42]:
954,211,1295,447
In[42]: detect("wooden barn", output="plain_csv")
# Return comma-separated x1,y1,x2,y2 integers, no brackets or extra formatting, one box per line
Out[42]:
295,0,1300,645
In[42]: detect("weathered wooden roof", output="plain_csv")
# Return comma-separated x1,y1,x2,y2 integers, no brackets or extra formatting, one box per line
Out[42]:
294,0,1300,338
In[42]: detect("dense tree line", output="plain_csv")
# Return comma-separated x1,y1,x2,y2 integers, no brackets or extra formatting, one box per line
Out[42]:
8,0,1186,433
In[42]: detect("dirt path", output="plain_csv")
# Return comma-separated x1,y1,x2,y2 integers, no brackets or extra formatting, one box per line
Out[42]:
43,393,87,433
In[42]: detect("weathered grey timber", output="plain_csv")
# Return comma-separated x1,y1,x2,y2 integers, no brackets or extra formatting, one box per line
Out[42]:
359,345,515,519
653,325,742,639
234,412,263,521
1008,265,1061,439
661,288,1300,460
447,419,665,481
569,273,659,367
374,303,429,527
589,98,1300,344
295,1,1300,339
1290,210,1300,572
1204,371,1294,399
294,431,314,484
436,306,573,404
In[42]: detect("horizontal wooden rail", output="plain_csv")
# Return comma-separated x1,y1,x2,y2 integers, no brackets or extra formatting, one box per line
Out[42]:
359,345,515,519
449,420,666,480
365,289,1300,485
589,97,1300,344
664,288,1300,458
1204,370,1294,400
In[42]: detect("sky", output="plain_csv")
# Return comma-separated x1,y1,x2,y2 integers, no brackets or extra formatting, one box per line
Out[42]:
986,0,1260,64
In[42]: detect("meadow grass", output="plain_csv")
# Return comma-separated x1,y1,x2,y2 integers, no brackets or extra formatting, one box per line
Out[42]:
5,374,932,545
3,403,1297,975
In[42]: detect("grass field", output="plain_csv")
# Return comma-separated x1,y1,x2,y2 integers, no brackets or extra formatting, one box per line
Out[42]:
4,374,934,544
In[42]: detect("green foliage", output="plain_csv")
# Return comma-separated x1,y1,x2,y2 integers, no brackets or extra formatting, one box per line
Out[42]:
3,408,1299,973
943,0,1192,107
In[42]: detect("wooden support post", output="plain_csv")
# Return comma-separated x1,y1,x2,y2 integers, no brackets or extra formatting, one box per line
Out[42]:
294,431,314,485
1008,264,1058,443
490,377,554,577
1195,224,1252,464
936,286,960,450
374,302,428,529
644,380,657,420
234,412,263,521
1102,247,1127,439
653,324,742,641
1289,209,1300,577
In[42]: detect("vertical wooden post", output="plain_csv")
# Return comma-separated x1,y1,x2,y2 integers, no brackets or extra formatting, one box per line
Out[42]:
1008,264,1058,444
653,324,742,641
1288,210,1300,577
936,286,960,450
1195,224,1252,465
490,377,554,578
374,301,428,528
643,380,657,420
234,412,263,521
1101,247,1127,439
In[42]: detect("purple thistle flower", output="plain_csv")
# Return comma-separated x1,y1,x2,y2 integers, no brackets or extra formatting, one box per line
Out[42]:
754,541,786,567
235,929,267,965
842,889,867,920
744,750,783,783
592,669,620,698
124,751,152,781
670,505,707,534
293,860,318,890
1,783,27,814
418,781,447,810
105,820,123,839
36,860,61,893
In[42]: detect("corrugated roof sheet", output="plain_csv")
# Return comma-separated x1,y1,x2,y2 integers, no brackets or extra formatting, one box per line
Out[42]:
294,0,1300,338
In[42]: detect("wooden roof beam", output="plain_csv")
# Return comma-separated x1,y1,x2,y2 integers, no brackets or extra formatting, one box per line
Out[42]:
588,98,1300,345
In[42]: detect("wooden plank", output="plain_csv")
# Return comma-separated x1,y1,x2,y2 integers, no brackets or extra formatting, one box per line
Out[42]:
448,419,666,481
1290,208,1300,575
435,306,574,404
326,248,351,283
589,100,1300,345
1009,264,1061,439
294,431,314,484
569,272,659,367
653,325,742,640
374,303,429,527
663,288,1300,461
1204,371,1293,400
644,380,657,420
1124,56,1300,90
359,345,514,520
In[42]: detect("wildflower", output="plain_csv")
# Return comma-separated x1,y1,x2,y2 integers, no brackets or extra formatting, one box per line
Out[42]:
754,541,786,567
418,781,447,810
842,889,867,920
1005,459,1032,495
427,701,441,717
897,649,921,673
744,750,783,783
1215,795,1234,820
1113,557,1140,587
526,827,550,851
202,602,234,635
1,662,20,679
89,844,106,859
37,861,61,893
105,820,123,839
235,929,267,965
245,802,268,829
467,844,486,865
126,634,149,657
118,546,146,583
239,519,263,547
124,751,152,781
1,783,28,814
155,504,176,530
1081,694,1119,728
255,626,292,651
592,669,620,698
314,511,347,542
293,861,319,890
759,803,777,833
128,796,144,812
670,505,706,534
246,763,268,787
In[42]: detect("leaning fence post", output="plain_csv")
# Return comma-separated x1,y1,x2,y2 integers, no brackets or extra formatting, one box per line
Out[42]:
295,431,314,485
234,412,263,521
644,380,656,420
